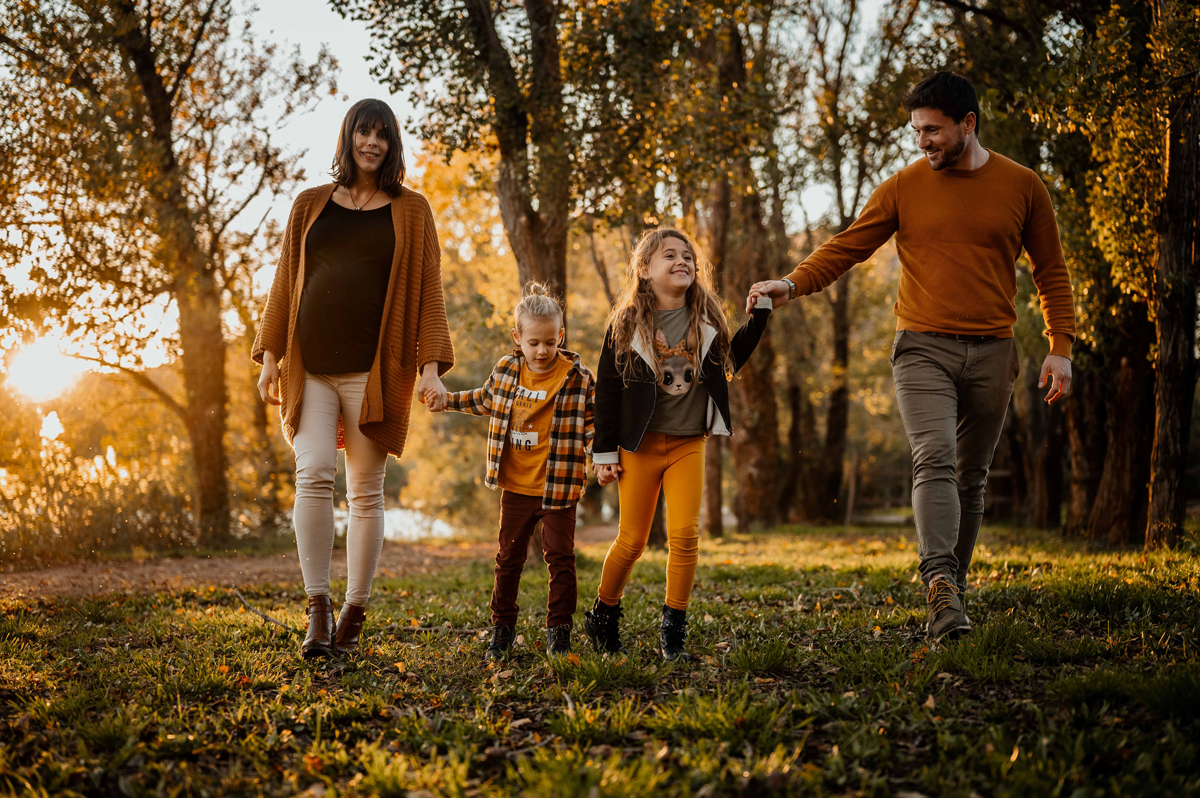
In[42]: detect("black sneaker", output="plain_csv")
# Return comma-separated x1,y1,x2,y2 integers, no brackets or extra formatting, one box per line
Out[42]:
926,578,971,644
583,598,626,654
660,604,692,662
547,624,571,656
486,624,516,660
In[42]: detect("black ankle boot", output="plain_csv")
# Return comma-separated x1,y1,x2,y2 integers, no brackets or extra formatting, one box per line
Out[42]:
486,624,516,660
583,598,626,654
546,624,571,656
660,604,692,662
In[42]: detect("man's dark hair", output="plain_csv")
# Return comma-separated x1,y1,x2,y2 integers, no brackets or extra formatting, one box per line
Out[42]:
901,72,982,135
331,98,406,196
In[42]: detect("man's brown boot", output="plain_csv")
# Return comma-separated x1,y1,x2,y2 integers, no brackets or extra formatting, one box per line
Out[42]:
302,595,335,659
334,603,366,655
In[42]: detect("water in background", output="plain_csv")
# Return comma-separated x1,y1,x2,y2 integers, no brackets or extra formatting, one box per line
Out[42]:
331,508,456,542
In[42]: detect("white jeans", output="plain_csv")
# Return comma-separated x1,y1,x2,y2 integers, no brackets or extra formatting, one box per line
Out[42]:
292,371,388,606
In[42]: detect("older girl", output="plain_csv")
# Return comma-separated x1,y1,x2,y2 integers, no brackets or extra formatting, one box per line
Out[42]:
254,99,454,659
588,228,771,661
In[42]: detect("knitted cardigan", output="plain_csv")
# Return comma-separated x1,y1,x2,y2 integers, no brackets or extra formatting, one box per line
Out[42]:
251,183,455,458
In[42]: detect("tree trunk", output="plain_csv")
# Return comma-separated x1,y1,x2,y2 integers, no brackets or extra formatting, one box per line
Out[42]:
176,275,231,542
1087,316,1155,545
703,177,732,538
248,357,283,528
812,272,852,521
1019,362,1067,529
1145,90,1200,550
1064,357,1106,537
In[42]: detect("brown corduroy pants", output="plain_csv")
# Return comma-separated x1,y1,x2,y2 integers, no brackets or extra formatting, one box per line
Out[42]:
492,491,578,628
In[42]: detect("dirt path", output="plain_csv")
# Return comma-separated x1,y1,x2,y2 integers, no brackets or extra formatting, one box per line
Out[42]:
0,540,492,601
0,524,622,601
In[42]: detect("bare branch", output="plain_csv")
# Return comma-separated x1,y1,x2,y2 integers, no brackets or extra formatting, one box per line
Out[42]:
166,0,219,103
72,353,188,423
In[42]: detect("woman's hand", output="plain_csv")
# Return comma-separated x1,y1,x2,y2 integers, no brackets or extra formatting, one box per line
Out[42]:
257,352,281,406
745,279,793,313
418,363,447,411
595,462,622,486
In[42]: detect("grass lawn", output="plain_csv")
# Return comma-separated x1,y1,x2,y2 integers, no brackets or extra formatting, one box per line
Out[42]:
2,524,1199,797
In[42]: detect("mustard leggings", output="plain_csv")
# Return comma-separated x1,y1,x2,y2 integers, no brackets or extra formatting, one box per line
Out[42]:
598,432,705,611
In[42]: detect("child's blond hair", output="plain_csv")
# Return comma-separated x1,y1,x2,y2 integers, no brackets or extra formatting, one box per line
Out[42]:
514,282,564,333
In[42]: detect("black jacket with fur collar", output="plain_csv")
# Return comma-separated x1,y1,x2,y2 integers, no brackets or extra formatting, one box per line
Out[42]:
592,304,772,464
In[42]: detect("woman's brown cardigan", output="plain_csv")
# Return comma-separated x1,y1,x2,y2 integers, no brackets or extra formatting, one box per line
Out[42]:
251,184,455,458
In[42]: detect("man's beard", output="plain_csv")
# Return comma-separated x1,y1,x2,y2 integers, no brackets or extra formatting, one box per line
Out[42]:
925,134,968,171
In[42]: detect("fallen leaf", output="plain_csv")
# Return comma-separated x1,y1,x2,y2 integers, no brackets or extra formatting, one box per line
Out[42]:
497,669,514,680
510,717,531,728
754,677,775,685
395,662,407,673
923,694,936,710
703,614,714,622
217,664,230,675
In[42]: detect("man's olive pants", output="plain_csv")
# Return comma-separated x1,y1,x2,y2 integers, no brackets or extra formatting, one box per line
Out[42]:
891,330,1020,590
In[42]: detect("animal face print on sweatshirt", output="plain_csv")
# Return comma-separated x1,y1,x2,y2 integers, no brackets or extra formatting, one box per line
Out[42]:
654,328,697,396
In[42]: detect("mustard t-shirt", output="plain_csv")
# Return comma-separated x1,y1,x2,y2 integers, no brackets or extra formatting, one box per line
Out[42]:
497,354,572,497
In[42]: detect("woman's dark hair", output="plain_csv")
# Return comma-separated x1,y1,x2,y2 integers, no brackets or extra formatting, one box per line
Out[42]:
331,99,405,195
901,72,982,136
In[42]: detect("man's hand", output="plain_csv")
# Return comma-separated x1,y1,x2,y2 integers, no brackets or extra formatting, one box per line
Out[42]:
1039,354,1073,405
418,363,447,411
745,280,793,313
257,351,281,406
595,462,622,486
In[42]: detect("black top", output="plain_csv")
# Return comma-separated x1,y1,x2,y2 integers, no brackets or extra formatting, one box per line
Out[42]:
593,306,771,458
298,200,396,374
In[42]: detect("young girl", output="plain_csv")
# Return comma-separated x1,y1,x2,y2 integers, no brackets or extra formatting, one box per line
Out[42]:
588,228,772,661
428,284,595,660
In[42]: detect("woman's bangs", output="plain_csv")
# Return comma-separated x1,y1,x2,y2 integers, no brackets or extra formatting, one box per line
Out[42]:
351,102,395,142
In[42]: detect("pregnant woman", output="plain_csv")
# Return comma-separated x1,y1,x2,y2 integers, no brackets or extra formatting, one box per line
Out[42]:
253,99,454,658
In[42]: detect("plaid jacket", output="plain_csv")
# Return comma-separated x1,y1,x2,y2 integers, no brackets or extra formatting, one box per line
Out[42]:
445,349,595,509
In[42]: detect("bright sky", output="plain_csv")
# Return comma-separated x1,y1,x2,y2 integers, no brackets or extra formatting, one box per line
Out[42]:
251,0,423,212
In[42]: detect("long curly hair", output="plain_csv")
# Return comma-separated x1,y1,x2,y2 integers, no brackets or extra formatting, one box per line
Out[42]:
606,227,732,382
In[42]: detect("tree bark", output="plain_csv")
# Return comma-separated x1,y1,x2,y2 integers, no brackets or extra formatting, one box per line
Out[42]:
1018,359,1066,528
176,279,231,541
811,272,852,521
1145,89,1200,550
703,177,732,538
728,184,781,531
1087,315,1155,546
1063,357,1107,537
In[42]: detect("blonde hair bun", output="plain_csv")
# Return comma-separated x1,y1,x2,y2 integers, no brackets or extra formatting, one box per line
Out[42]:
514,281,564,333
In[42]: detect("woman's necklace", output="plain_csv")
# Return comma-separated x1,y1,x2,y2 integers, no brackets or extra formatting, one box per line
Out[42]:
347,185,380,211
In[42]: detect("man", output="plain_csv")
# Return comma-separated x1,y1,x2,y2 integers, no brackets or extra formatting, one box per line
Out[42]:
746,71,1076,643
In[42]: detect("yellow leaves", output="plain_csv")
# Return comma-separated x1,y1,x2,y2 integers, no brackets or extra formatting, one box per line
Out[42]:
217,664,230,675
394,661,407,673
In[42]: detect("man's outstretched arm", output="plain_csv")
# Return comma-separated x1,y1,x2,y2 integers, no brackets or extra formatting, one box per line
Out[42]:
746,174,900,312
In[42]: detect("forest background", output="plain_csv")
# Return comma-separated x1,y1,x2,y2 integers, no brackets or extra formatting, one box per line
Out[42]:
1,0,1198,569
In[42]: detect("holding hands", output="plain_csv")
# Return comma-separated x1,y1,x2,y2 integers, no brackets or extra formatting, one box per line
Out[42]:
745,280,792,313
595,462,622,486
418,363,448,412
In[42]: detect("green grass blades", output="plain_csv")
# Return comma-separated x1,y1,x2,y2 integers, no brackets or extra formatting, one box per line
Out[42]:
1,524,1199,796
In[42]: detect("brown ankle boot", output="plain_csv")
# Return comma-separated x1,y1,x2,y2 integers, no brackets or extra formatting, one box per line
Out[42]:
302,595,335,659
334,603,366,655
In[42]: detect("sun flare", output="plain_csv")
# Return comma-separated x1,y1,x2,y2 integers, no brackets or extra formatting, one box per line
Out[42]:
4,339,89,402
